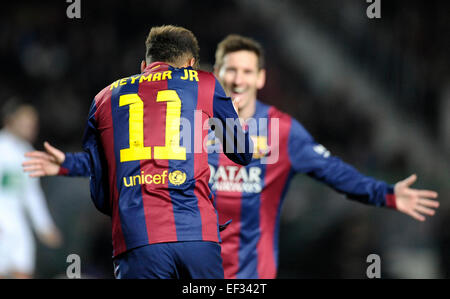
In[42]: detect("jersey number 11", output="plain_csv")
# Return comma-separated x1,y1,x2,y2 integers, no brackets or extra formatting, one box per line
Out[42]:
119,90,187,162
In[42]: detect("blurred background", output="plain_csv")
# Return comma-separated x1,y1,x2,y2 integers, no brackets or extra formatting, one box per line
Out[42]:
0,0,448,278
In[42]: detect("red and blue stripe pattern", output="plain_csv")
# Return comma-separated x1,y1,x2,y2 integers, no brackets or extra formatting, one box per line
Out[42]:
210,101,293,278
209,100,395,278
82,62,251,257
66,94,394,277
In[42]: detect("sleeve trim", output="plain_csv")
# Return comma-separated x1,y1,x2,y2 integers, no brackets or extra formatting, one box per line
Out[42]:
58,166,69,176
385,192,397,209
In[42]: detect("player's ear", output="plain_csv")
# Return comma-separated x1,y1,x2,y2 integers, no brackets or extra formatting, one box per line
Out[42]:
189,57,196,67
256,69,266,89
140,60,147,72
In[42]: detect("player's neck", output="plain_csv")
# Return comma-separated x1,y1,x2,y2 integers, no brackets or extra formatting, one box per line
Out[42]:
238,98,257,121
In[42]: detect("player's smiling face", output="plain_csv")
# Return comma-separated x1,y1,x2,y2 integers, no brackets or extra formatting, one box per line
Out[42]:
217,50,265,111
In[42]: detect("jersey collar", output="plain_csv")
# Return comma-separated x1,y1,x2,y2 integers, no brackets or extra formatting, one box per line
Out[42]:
143,61,193,73
142,61,170,73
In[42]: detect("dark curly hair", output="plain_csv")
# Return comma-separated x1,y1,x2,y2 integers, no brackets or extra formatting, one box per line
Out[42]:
145,25,200,68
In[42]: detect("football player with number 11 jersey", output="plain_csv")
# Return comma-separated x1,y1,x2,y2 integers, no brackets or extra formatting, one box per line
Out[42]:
23,34,439,279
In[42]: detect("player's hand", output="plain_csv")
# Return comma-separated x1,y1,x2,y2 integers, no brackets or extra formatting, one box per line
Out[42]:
232,96,246,127
22,142,66,177
394,174,439,222
232,96,240,113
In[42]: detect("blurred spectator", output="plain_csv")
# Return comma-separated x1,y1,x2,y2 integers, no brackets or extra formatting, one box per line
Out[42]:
0,98,62,278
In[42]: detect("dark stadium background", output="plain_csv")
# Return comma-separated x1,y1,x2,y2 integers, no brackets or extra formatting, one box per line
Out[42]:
1,0,449,278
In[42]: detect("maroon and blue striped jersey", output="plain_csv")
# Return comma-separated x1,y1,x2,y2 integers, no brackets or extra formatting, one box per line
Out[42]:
207,100,395,278
77,62,252,257
60,100,395,278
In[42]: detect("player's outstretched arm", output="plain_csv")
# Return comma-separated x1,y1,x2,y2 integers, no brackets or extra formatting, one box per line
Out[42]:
22,141,65,177
394,174,439,222
287,119,440,222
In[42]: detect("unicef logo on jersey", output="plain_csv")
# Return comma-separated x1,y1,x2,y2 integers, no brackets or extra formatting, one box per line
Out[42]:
169,170,187,186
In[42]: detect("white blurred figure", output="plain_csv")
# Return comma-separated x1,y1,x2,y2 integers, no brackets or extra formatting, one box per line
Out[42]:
0,98,61,279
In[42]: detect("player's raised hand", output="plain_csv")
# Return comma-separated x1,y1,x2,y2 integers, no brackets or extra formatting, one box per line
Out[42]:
232,96,241,114
22,141,66,177
394,174,439,222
